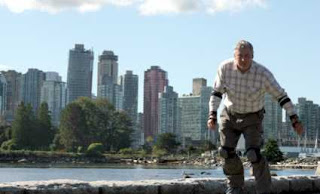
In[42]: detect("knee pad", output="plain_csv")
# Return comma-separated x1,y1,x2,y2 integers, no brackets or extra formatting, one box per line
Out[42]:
218,146,236,159
246,148,262,163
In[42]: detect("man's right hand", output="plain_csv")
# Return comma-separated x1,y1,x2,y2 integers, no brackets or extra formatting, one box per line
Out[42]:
208,111,217,130
207,119,216,130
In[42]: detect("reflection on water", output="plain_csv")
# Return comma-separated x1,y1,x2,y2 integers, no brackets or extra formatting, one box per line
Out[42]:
0,163,315,183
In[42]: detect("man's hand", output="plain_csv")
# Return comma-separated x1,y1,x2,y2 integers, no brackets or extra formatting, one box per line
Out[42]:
207,111,217,130
207,119,216,130
290,115,304,136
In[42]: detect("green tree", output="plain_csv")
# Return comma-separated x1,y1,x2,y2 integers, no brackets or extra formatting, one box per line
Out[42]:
262,139,283,163
0,124,11,146
155,133,180,153
111,111,133,151
11,102,36,149
57,97,133,152
91,98,114,150
36,102,55,149
58,103,88,152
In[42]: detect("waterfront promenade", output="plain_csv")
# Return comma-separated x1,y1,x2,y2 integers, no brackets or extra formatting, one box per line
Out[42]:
0,176,320,194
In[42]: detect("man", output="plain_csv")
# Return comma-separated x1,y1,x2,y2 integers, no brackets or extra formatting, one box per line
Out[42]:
207,40,303,194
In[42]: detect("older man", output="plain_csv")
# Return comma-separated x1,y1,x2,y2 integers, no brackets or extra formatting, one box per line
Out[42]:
207,40,303,194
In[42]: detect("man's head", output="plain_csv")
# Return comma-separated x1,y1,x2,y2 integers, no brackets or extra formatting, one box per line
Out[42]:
234,40,254,72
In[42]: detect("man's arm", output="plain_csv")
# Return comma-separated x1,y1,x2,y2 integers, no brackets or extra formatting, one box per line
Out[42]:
264,69,304,135
208,65,225,130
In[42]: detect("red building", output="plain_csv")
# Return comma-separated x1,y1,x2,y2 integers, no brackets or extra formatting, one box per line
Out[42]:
143,66,168,140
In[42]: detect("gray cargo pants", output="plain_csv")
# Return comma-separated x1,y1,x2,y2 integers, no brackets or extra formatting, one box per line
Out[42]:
219,108,271,194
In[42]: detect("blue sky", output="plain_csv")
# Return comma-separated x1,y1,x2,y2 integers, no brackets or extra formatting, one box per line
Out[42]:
0,0,319,112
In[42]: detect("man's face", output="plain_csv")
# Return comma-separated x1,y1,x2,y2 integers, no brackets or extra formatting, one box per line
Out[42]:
234,47,253,72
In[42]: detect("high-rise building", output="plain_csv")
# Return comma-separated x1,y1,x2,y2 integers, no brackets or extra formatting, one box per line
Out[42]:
0,74,7,116
1,70,22,121
143,66,168,140
263,94,282,141
98,51,118,85
178,78,216,147
136,112,144,146
121,70,138,123
20,68,45,113
120,71,138,147
41,72,67,126
296,98,320,146
46,72,62,82
193,78,207,96
158,86,179,137
97,51,123,110
67,44,93,103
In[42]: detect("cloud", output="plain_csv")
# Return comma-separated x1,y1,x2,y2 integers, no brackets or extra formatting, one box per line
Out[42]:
206,0,267,14
0,0,137,13
0,0,267,15
139,0,203,15
0,64,10,71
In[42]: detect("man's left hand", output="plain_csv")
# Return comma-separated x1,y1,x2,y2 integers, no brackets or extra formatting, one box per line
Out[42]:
291,115,304,136
293,122,304,136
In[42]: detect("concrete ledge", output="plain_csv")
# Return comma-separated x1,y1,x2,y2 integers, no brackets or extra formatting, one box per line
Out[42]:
0,176,320,194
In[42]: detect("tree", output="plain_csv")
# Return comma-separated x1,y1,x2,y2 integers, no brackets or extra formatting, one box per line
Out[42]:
57,97,133,152
58,102,88,152
262,139,283,163
36,102,54,149
111,111,133,151
0,124,11,146
155,133,180,153
11,102,36,149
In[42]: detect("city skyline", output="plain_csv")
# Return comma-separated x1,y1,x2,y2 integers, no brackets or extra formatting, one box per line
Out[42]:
0,0,319,112
1,65,320,147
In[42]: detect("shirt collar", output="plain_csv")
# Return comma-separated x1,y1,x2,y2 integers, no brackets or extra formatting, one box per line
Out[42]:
233,60,255,73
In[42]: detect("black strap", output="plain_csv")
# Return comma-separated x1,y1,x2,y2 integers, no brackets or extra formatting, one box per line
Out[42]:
279,98,291,107
211,90,223,99
278,95,287,103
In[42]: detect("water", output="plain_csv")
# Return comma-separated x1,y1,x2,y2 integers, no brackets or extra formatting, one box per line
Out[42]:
0,164,315,183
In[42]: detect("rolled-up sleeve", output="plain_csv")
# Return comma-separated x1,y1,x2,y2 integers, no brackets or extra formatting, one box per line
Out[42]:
209,64,225,113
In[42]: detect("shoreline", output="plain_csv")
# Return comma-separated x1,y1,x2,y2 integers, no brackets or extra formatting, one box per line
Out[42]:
0,151,318,170
0,161,317,170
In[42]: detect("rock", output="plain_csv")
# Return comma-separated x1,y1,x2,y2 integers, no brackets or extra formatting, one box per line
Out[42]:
183,175,192,178
315,161,320,175
18,158,28,163
271,172,277,176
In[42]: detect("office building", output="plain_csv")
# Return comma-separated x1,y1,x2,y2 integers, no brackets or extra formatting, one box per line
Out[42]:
143,66,168,140
67,44,93,103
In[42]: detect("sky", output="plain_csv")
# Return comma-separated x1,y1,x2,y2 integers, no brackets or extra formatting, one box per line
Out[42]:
0,0,319,112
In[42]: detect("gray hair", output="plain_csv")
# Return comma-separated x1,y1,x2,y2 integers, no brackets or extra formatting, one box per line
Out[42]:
234,40,254,57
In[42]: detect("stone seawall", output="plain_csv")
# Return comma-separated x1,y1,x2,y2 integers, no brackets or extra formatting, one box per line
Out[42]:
1,176,320,194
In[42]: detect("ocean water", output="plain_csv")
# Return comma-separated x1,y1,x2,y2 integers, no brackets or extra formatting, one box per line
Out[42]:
0,164,315,183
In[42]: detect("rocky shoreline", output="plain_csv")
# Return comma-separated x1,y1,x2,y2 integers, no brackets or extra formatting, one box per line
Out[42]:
0,152,318,170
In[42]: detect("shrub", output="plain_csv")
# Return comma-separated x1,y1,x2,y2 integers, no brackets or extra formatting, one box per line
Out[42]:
86,143,104,156
137,149,147,157
152,146,167,158
262,139,283,163
1,139,18,150
118,148,134,155
77,146,84,153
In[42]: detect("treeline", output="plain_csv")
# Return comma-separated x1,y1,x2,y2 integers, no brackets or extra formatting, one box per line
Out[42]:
0,97,133,153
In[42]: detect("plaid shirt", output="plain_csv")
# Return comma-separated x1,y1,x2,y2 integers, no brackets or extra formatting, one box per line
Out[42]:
209,59,296,116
